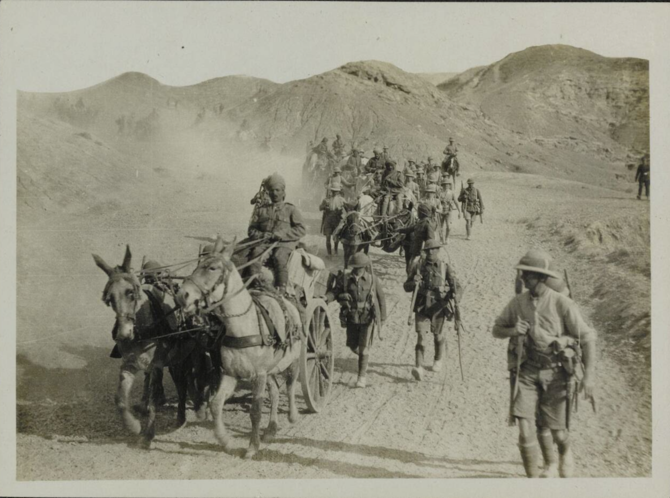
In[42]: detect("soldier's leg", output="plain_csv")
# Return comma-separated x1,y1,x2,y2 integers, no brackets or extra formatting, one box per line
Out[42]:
514,369,542,477
637,181,643,199
246,245,267,280
356,323,374,388
325,236,332,256
464,211,472,240
272,247,293,291
412,313,429,381
444,212,451,243
538,427,559,477
333,237,339,255
645,179,650,198
345,324,359,355
431,314,446,372
539,369,573,477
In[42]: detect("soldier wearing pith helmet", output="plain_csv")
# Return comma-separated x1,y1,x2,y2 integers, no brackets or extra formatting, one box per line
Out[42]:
458,178,484,240
492,249,597,478
326,252,387,388
403,239,462,381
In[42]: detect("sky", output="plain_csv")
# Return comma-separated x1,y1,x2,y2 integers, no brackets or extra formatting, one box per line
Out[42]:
1,2,668,92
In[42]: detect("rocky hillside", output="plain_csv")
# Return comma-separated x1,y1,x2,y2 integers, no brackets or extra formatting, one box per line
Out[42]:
415,72,458,86
439,45,649,154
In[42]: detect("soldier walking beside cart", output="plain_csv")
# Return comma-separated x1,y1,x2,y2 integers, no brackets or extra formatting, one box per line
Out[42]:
403,240,462,381
492,250,597,478
458,178,484,240
326,253,387,388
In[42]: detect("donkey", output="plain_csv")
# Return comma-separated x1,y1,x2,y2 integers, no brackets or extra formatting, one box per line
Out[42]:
176,237,302,459
93,246,210,447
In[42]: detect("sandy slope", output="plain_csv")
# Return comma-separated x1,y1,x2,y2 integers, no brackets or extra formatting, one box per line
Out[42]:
16,172,650,480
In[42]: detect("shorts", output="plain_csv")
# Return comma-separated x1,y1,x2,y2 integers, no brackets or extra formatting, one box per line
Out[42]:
346,322,375,352
415,312,447,338
512,364,568,430
463,210,477,221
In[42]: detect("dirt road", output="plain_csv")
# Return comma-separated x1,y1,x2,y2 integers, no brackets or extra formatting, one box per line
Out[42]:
16,173,651,480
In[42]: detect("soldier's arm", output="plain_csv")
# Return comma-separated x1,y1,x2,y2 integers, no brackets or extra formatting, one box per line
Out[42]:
248,216,265,240
284,206,307,241
492,300,520,339
635,165,641,182
403,264,419,293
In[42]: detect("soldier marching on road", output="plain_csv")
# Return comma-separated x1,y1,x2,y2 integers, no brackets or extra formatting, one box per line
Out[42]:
458,178,484,241
319,181,347,257
439,178,461,244
326,253,387,388
403,240,463,381
492,250,597,478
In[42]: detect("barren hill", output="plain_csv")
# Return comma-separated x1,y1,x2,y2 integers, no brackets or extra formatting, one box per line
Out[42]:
439,45,649,153
415,72,458,86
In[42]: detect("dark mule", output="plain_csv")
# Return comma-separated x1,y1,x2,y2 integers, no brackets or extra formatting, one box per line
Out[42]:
442,156,460,186
93,246,213,447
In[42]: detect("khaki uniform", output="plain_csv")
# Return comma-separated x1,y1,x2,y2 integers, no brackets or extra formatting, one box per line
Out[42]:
247,201,306,288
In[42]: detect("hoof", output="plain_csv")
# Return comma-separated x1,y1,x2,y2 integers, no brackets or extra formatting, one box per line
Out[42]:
355,376,367,388
132,403,149,416
138,437,153,451
244,447,258,459
431,359,443,373
195,405,208,422
411,366,424,381
125,417,142,435
288,412,300,424
175,417,187,429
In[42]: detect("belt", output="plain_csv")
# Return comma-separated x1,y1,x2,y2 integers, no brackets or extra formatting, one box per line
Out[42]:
525,350,561,370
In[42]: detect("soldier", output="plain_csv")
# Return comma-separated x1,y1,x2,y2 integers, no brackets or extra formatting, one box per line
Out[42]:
492,250,597,478
422,184,443,231
439,178,461,244
365,148,384,174
326,253,386,388
427,164,441,187
458,178,484,241
332,134,345,159
345,148,363,176
247,173,306,294
426,156,436,173
634,154,650,200
415,168,427,199
403,239,462,380
443,137,458,164
396,203,438,270
319,181,347,257
404,168,421,202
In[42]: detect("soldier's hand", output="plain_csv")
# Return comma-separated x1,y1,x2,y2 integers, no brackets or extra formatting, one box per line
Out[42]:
580,372,595,398
515,319,530,337
413,274,422,284
337,293,352,303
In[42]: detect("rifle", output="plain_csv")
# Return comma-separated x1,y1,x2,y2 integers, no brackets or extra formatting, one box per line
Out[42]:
368,260,383,341
509,279,524,426
563,269,597,415
453,298,465,382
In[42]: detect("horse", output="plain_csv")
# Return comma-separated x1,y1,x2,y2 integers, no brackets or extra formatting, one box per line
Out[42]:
176,237,302,459
441,155,460,186
93,246,212,447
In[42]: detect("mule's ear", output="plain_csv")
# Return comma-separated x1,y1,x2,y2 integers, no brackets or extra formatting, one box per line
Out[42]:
92,254,114,276
122,245,132,273
213,236,226,254
222,236,236,260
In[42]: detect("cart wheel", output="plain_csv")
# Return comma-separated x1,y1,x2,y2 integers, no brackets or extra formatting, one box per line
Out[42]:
300,299,335,413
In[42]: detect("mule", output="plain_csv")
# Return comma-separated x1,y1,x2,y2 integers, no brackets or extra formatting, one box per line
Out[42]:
442,156,460,186
176,237,302,459
93,246,212,447
339,209,376,268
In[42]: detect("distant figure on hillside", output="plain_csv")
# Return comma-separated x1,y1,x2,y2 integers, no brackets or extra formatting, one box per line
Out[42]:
194,107,206,127
458,179,484,241
635,155,650,200
115,115,126,135
443,137,458,162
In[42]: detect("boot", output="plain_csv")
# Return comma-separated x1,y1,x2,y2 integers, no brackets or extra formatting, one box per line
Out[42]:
432,337,444,372
518,442,541,478
538,431,559,478
557,439,575,478
411,345,425,381
356,354,369,388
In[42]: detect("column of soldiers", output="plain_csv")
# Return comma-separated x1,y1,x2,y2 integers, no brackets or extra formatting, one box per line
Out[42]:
248,137,596,478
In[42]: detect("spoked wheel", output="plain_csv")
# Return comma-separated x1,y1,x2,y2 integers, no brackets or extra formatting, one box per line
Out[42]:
300,299,335,413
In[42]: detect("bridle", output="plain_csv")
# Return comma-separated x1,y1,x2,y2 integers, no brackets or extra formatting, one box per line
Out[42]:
182,254,254,319
102,270,143,339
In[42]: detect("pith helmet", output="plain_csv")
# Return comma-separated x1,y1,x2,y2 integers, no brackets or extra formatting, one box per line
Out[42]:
350,252,370,268
333,166,342,173
142,260,162,271
440,176,450,184
423,239,443,251
467,178,475,184
404,169,415,178
515,250,560,279
424,184,437,193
